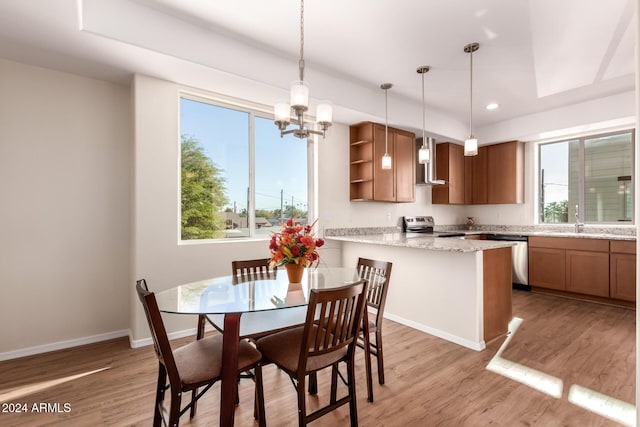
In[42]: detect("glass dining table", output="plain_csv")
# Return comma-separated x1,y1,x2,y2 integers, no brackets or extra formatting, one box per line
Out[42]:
154,266,376,427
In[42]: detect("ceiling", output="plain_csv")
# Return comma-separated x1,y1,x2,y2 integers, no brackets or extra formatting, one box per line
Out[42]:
0,0,635,141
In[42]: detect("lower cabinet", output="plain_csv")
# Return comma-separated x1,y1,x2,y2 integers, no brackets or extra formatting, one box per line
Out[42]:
529,247,566,291
565,250,609,297
610,241,637,302
528,236,636,305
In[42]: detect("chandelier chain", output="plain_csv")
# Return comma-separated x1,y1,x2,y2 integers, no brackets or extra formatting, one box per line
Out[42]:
299,0,305,81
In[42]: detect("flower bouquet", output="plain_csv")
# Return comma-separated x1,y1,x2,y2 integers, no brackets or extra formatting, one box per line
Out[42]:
269,218,324,282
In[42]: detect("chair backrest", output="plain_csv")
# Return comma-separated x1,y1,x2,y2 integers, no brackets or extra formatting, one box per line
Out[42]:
298,280,368,374
356,258,392,327
135,279,180,387
231,258,276,283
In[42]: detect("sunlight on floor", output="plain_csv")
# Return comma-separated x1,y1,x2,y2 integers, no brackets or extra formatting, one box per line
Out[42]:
486,317,636,426
568,385,636,427
486,317,563,398
0,367,110,403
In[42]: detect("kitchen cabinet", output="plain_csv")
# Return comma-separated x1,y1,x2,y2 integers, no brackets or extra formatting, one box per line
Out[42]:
529,246,566,290
487,141,524,204
432,142,465,204
528,236,637,305
610,240,636,302
464,146,487,204
349,122,415,202
566,249,609,297
433,140,523,205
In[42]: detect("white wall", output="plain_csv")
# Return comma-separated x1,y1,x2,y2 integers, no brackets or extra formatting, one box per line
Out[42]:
0,59,131,357
130,75,276,342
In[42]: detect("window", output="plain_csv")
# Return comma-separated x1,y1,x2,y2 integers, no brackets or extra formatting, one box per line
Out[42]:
538,130,634,224
180,96,309,240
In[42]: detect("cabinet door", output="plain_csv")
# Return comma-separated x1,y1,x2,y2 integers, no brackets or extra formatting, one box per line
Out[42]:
432,143,464,204
610,253,636,301
487,141,523,204
373,124,395,201
529,247,565,290
395,130,415,202
566,250,609,297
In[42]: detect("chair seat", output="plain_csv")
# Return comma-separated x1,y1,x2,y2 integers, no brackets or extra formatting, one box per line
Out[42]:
174,334,262,389
257,325,347,375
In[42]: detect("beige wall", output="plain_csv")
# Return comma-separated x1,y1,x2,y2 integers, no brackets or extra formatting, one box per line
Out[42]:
0,59,131,357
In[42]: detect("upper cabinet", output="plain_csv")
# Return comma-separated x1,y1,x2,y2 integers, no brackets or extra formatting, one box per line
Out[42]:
487,141,524,204
433,140,524,205
350,122,415,203
432,143,465,204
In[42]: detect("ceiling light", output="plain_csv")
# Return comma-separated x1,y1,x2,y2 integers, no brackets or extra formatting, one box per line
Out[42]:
381,83,392,170
417,66,430,164
273,0,332,139
486,103,499,110
464,42,480,156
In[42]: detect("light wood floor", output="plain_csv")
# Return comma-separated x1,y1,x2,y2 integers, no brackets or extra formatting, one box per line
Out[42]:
0,290,635,426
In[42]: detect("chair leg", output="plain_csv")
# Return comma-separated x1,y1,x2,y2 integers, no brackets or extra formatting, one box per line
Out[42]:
153,365,167,427
308,372,318,395
330,364,338,403
375,330,385,385
254,365,266,427
297,375,307,426
190,387,197,418
168,389,182,427
347,359,358,427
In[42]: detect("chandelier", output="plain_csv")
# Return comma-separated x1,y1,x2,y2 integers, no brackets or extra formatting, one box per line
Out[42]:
274,0,332,139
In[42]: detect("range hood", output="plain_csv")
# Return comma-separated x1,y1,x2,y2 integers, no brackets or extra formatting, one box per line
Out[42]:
416,137,445,186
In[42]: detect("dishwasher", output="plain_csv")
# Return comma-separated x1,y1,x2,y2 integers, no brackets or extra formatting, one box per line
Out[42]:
485,234,529,290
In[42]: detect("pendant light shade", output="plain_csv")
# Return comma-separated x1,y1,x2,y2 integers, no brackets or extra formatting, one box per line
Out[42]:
464,42,479,157
418,146,430,164
381,83,393,170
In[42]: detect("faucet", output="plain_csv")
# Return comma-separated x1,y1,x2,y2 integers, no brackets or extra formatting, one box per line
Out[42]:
574,204,584,233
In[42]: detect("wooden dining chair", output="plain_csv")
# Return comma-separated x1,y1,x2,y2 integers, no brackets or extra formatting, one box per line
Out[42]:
232,258,276,282
197,258,278,339
356,257,392,385
254,280,369,427
136,279,264,427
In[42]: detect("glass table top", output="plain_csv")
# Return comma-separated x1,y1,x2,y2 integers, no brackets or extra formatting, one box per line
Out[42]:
155,267,376,315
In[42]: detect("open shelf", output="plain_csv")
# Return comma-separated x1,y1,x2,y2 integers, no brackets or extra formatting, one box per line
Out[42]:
350,139,372,146
350,159,373,165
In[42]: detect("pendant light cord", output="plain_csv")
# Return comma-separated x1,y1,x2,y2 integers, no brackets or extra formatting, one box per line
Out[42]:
421,72,426,144
468,48,473,138
385,87,389,154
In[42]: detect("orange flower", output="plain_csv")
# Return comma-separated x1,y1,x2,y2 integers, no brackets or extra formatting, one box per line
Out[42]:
269,217,322,268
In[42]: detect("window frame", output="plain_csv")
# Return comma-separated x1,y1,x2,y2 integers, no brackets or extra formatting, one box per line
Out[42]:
536,128,635,225
177,90,316,244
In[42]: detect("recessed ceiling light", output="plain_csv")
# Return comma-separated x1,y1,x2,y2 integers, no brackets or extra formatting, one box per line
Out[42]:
486,103,499,110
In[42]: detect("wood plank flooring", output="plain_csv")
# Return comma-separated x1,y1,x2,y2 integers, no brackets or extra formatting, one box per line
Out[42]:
0,290,635,426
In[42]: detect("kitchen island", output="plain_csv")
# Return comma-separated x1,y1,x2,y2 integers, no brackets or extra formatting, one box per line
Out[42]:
326,233,515,351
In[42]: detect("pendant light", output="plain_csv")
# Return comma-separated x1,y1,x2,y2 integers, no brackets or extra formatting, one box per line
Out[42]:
417,66,430,164
464,42,479,156
381,83,393,170
273,0,332,139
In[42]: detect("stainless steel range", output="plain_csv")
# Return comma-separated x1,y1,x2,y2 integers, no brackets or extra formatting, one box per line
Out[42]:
402,216,465,238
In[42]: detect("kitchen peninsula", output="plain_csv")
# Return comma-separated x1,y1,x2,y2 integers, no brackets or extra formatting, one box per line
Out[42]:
326,231,515,351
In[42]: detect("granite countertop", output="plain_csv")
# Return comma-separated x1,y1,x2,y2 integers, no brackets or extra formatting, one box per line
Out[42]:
325,225,636,242
325,233,516,253
456,229,635,241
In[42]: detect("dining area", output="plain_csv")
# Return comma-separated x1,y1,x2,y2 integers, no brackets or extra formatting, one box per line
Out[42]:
140,251,393,427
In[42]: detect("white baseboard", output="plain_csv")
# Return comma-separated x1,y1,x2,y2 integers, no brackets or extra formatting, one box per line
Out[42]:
129,327,199,348
383,312,486,352
0,330,130,362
